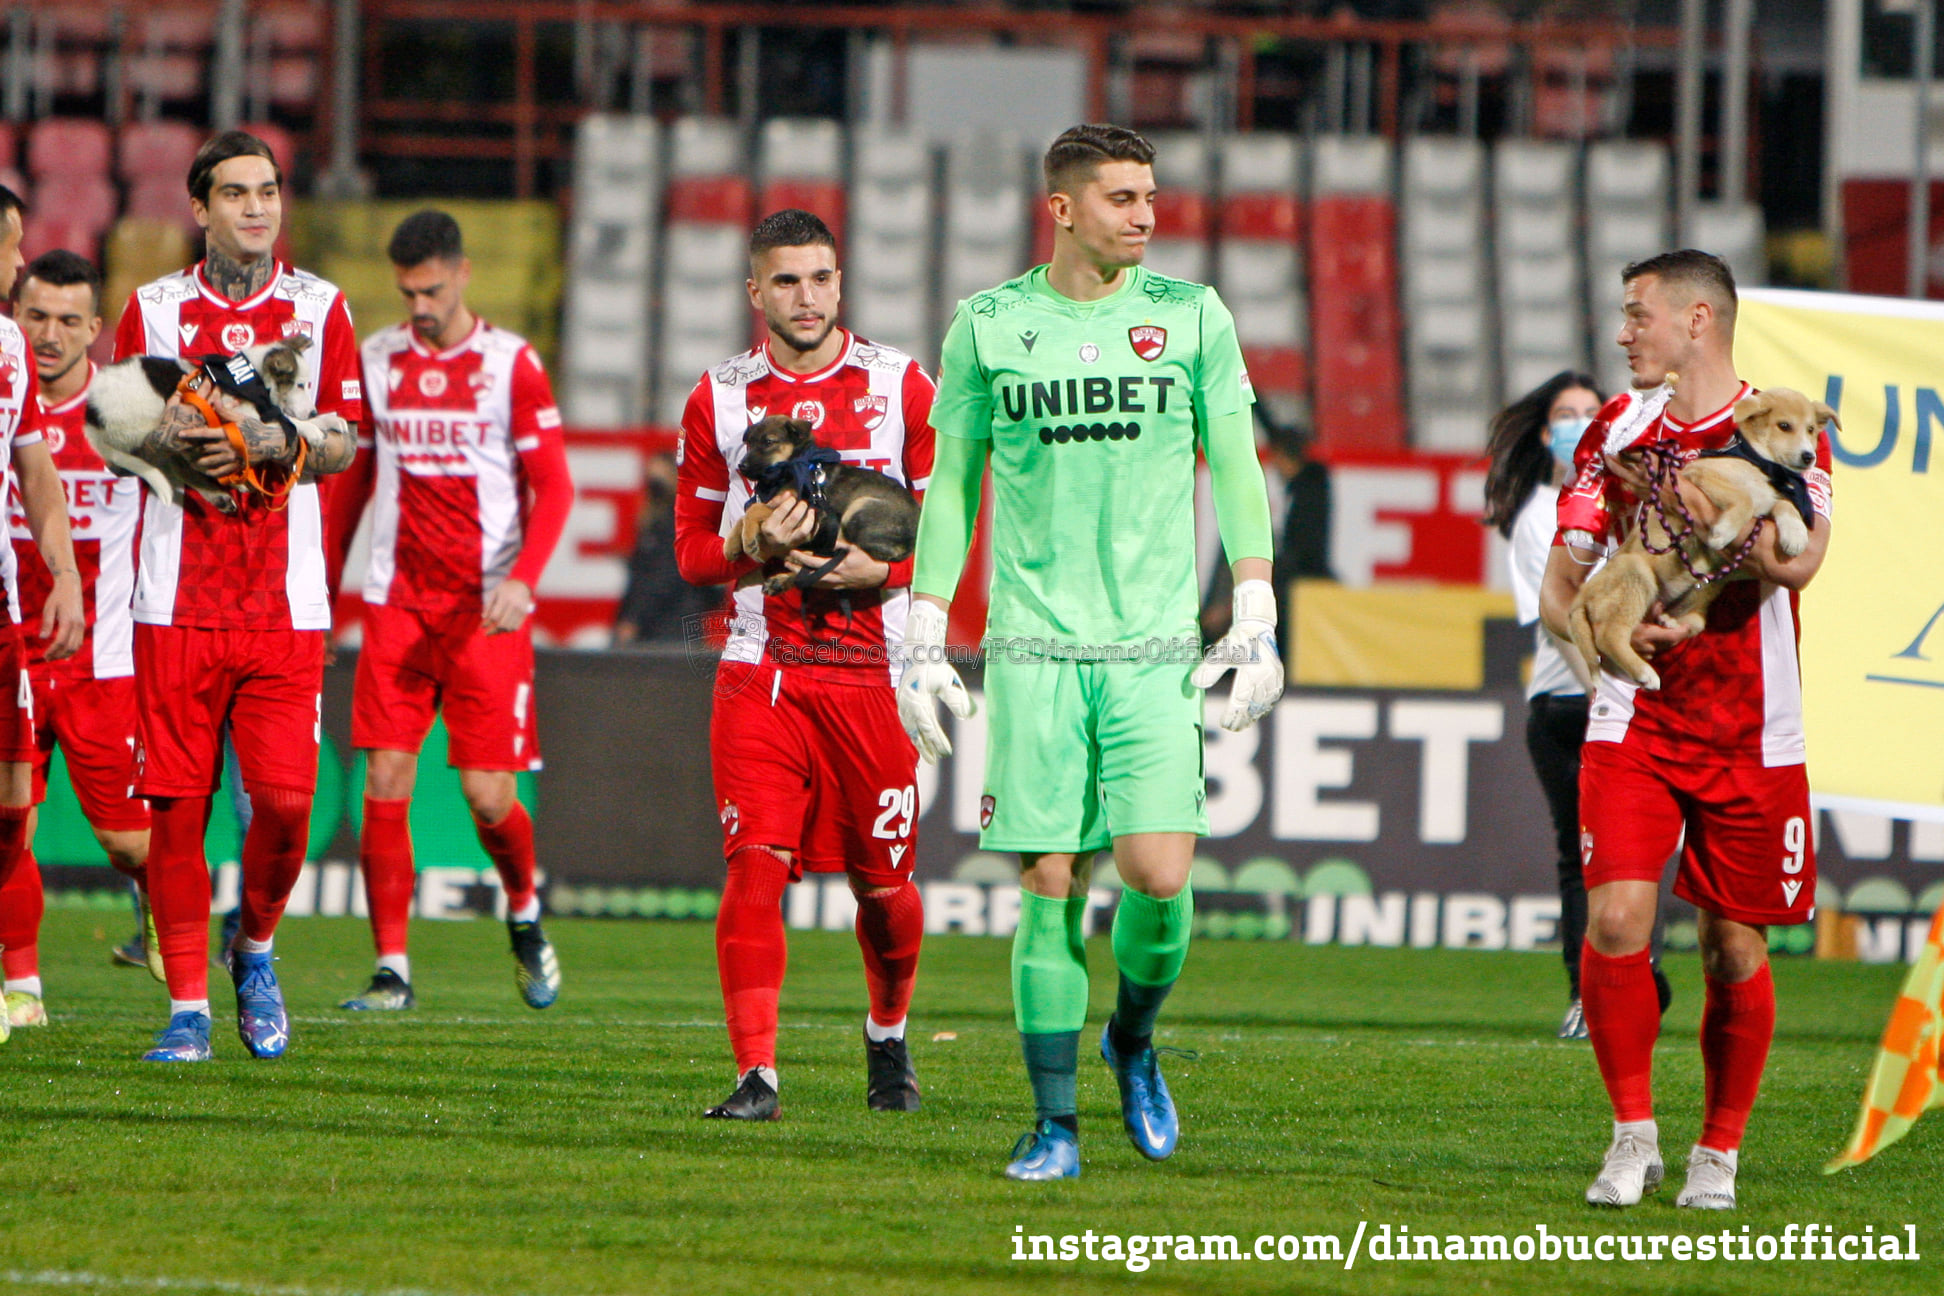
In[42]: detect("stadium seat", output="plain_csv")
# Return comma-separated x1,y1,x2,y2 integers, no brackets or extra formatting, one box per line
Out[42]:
656,118,753,423
21,213,100,264
941,133,1030,328
1493,140,1585,404
26,118,112,180
241,122,300,174
562,114,660,428
1401,137,1492,450
118,120,204,185
1689,200,1768,290
1309,136,1405,453
124,176,202,240
127,8,216,111
0,122,15,171
757,118,845,241
1584,140,1671,394
1144,131,1213,285
845,125,935,360
1216,133,1307,412
30,172,119,237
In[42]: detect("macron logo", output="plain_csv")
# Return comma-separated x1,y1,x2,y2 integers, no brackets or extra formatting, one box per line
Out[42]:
889,844,908,868
179,323,199,347
1782,880,1803,907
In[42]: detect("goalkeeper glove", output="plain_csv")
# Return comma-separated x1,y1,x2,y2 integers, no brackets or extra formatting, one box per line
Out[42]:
897,599,976,763
1190,578,1284,732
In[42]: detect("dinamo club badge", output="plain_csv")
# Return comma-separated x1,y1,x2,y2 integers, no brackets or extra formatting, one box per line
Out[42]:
1128,325,1167,361
980,795,996,829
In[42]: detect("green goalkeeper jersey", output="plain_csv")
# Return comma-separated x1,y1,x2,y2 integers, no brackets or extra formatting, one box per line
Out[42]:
929,264,1255,649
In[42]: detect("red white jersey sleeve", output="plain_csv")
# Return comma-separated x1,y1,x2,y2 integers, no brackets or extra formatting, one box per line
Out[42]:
354,320,571,614
7,366,140,676
113,261,364,631
1556,382,1836,768
0,316,46,627
673,331,937,686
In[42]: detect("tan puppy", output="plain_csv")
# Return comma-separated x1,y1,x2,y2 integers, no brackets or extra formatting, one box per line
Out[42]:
1567,387,1830,691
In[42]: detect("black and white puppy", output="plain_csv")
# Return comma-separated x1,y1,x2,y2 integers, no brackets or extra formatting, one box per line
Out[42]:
86,335,344,511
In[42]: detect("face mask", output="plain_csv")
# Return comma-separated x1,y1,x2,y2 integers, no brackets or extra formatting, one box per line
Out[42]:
1548,416,1591,469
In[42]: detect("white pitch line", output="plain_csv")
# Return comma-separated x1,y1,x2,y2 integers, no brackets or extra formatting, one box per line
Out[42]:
0,1270,469,1296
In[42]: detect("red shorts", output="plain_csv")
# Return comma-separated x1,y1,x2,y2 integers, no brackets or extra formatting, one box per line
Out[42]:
352,601,540,771
1579,740,1816,927
29,668,149,831
133,623,324,798
0,624,32,764
710,660,918,888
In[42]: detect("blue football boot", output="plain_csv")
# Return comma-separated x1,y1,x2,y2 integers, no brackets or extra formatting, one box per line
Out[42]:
142,1010,213,1063
1101,1019,1179,1161
1004,1120,1080,1181
229,949,289,1059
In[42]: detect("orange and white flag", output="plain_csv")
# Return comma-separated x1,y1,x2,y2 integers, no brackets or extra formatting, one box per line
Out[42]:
1827,904,1944,1172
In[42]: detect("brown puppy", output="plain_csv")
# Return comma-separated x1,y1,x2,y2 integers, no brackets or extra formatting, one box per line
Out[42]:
723,415,919,595
1567,387,1831,691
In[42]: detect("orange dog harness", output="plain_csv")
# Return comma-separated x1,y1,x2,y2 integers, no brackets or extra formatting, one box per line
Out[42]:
174,370,308,510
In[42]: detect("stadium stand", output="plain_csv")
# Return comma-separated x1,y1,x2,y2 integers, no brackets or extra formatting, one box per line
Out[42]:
655,117,751,424
561,114,660,429
1583,140,1672,396
1143,131,1213,287
1215,131,1307,412
1309,134,1405,453
843,124,936,362
1690,199,1768,292
940,132,1029,324
1493,139,1586,406
757,117,846,249
1400,137,1492,452
22,116,116,262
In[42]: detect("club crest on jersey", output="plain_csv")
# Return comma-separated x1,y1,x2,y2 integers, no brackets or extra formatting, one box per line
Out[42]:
1129,325,1167,361
0,352,15,400
281,318,313,340
221,322,255,351
418,369,448,397
791,399,825,427
853,394,888,430
44,423,65,453
980,794,995,829
721,802,741,836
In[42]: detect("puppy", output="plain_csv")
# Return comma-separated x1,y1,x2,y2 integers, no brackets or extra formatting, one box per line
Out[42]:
1567,387,1830,691
86,335,344,512
724,415,918,596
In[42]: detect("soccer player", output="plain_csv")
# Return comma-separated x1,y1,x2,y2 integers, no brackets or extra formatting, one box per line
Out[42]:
0,189,88,1043
1539,250,1832,1210
0,251,156,1028
324,210,573,1011
112,131,363,1063
674,208,935,1119
901,125,1283,1179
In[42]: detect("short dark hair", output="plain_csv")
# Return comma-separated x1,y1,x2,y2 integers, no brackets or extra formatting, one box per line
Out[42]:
187,130,282,205
1043,123,1155,195
748,209,836,266
19,249,102,313
0,183,23,222
388,209,465,266
1622,249,1738,328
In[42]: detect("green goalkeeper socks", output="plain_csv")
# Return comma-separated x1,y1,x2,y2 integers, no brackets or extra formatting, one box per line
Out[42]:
1110,885,1194,1052
1012,889,1090,1120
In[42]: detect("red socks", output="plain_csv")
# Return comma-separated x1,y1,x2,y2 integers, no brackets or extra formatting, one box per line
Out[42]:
148,796,214,1000
0,846,41,980
1581,942,1661,1123
475,801,537,914
1699,962,1775,1151
239,786,312,944
716,847,791,1073
854,881,924,1027
361,796,416,956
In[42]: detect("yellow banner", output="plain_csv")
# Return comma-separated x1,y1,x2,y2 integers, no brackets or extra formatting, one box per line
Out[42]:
1738,289,1944,820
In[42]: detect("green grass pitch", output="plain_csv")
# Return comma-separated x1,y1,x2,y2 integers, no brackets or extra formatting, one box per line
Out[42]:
2,909,1939,1295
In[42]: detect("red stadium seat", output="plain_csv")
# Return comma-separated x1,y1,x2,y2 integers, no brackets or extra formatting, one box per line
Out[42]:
21,213,99,263
240,123,299,174
126,53,205,103
118,120,204,185
124,176,200,238
1220,192,1300,243
0,122,13,171
757,180,845,244
0,169,24,203
30,172,119,235
1308,193,1406,453
665,175,751,225
253,3,325,51
27,118,112,179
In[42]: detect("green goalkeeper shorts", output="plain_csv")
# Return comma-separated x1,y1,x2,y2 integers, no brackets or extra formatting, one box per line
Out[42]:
979,652,1208,854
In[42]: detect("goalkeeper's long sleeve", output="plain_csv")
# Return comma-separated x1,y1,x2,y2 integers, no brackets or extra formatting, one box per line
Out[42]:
1202,407,1275,568
910,431,988,605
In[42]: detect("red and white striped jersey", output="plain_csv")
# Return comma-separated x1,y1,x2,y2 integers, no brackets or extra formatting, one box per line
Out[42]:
112,260,365,631
674,331,936,686
0,316,44,626
1557,382,1835,767
352,320,570,614
7,367,140,677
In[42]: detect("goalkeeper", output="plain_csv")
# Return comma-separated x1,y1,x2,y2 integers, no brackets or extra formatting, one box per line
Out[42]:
902,123,1282,1181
